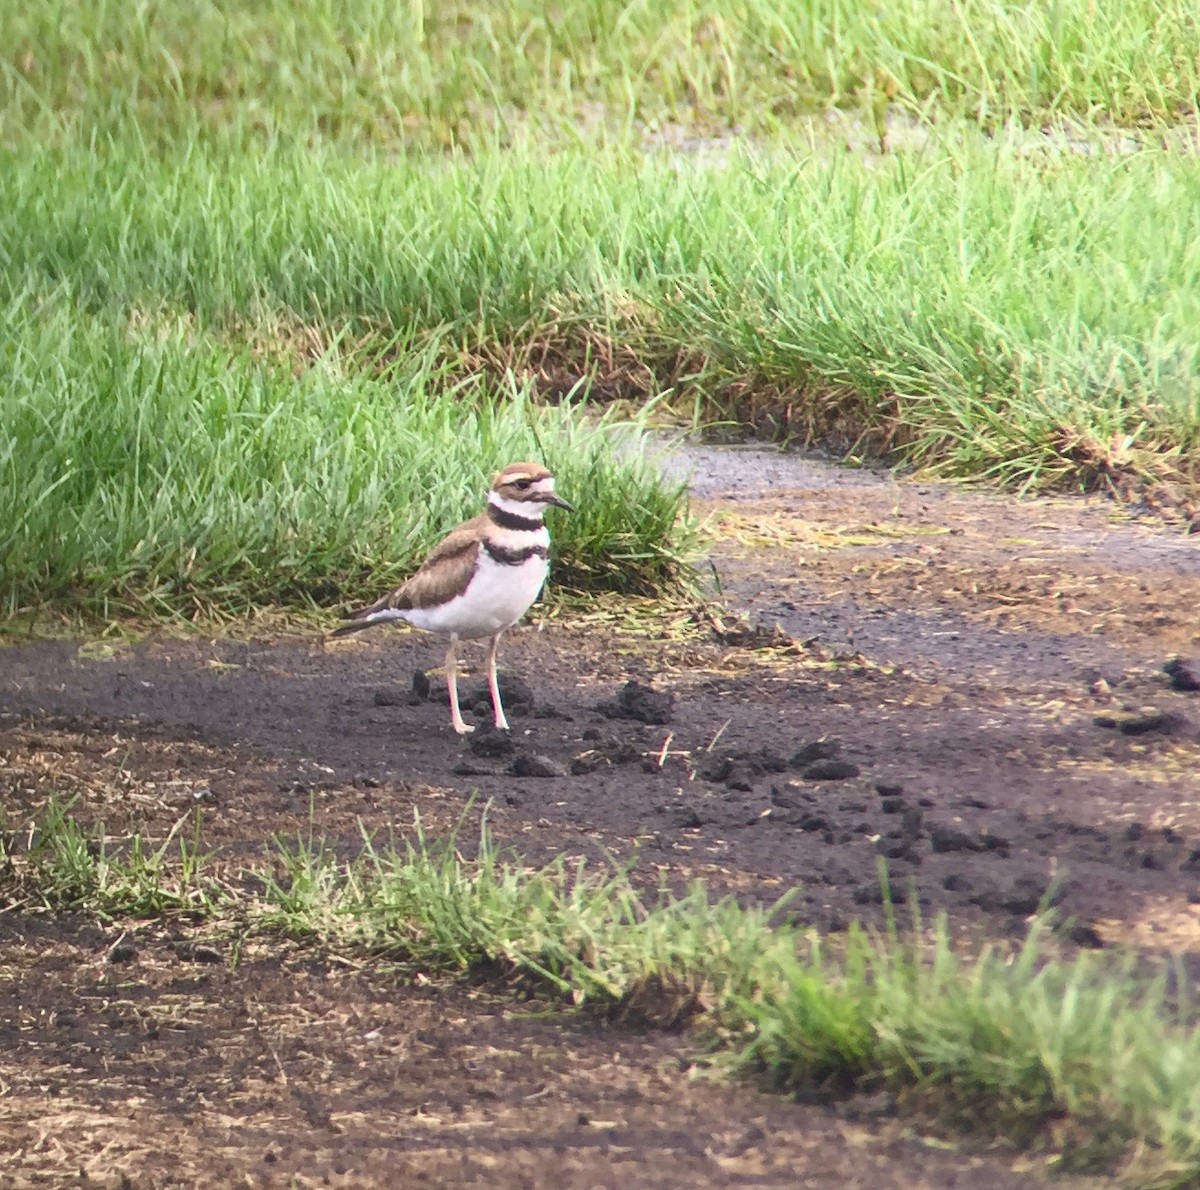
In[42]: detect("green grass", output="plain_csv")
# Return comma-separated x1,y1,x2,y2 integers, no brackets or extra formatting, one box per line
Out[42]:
8,797,216,916
2,0,1197,152
2,137,1198,621
0,288,690,620
2,4,1198,625
9,800,1200,1186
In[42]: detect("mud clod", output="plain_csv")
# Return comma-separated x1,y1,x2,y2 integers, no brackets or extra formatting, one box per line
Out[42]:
930,826,985,854
802,759,861,781
372,687,406,707
769,786,802,810
468,730,515,759
570,737,642,775
703,757,759,790
973,875,1059,916
1002,875,1060,916
790,741,840,768
1093,707,1171,734
597,680,674,725
469,674,535,715
174,942,222,964
876,835,921,863
698,755,734,783
1064,923,1105,949
410,670,431,701
1164,657,1200,692
106,939,137,964
510,752,566,779
854,884,907,906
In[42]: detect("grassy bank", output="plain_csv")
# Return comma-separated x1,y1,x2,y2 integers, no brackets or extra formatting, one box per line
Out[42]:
2,137,1198,620
2,2,1198,625
10,802,1200,1187
2,0,1197,151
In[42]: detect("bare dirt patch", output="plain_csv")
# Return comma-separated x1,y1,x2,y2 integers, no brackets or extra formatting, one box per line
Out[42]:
3,446,1198,1185
1,914,1069,1190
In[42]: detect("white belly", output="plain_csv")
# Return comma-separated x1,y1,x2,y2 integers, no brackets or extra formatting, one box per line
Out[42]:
403,553,549,639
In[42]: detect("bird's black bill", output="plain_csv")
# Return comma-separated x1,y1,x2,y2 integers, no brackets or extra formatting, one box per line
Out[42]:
545,493,574,511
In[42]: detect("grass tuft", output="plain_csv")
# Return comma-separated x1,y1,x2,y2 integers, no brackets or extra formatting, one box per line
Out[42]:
0,290,693,619
7,796,216,917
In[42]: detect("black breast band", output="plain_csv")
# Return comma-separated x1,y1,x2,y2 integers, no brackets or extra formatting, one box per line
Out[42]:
483,541,550,566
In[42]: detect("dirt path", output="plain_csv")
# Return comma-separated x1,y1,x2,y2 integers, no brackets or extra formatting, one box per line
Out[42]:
3,445,1198,1185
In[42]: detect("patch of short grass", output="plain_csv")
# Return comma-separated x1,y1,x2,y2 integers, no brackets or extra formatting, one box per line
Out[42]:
2,0,1196,152
4,797,217,917
0,290,692,620
10,801,1200,1184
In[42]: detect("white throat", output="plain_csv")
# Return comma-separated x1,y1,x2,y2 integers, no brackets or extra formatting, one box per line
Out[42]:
489,492,546,521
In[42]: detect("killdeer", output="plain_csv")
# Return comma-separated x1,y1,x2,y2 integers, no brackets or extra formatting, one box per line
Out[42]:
331,462,573,734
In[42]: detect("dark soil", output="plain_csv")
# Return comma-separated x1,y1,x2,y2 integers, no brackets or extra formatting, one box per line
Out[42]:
0,914,1066,1190
3,446,1199,1186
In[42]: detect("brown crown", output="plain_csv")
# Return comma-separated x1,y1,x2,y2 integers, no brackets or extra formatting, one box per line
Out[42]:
492,461,553,488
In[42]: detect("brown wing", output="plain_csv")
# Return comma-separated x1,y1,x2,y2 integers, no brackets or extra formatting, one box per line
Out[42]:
333,516,484,634
391,516,484,609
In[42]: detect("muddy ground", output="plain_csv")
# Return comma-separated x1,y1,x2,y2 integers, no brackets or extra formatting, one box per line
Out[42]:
2,446,1199,1187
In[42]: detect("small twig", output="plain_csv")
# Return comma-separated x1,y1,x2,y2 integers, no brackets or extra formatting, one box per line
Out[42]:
267,1043,288,1085
704,720,731,753
655,733,673,768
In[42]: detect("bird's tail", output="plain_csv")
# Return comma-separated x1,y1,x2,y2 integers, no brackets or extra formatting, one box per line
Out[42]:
328,603,410,638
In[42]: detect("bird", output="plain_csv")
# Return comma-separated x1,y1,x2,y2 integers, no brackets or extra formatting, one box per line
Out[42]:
330,461,573,734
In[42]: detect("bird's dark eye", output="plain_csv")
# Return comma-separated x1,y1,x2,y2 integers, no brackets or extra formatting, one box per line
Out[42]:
515,478,533,490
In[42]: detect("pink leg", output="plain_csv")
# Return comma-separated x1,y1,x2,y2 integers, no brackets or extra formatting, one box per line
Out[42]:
486,632,509,731
445,636,473,734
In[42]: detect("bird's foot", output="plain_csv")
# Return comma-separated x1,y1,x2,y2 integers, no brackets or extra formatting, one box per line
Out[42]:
452,720,475,735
